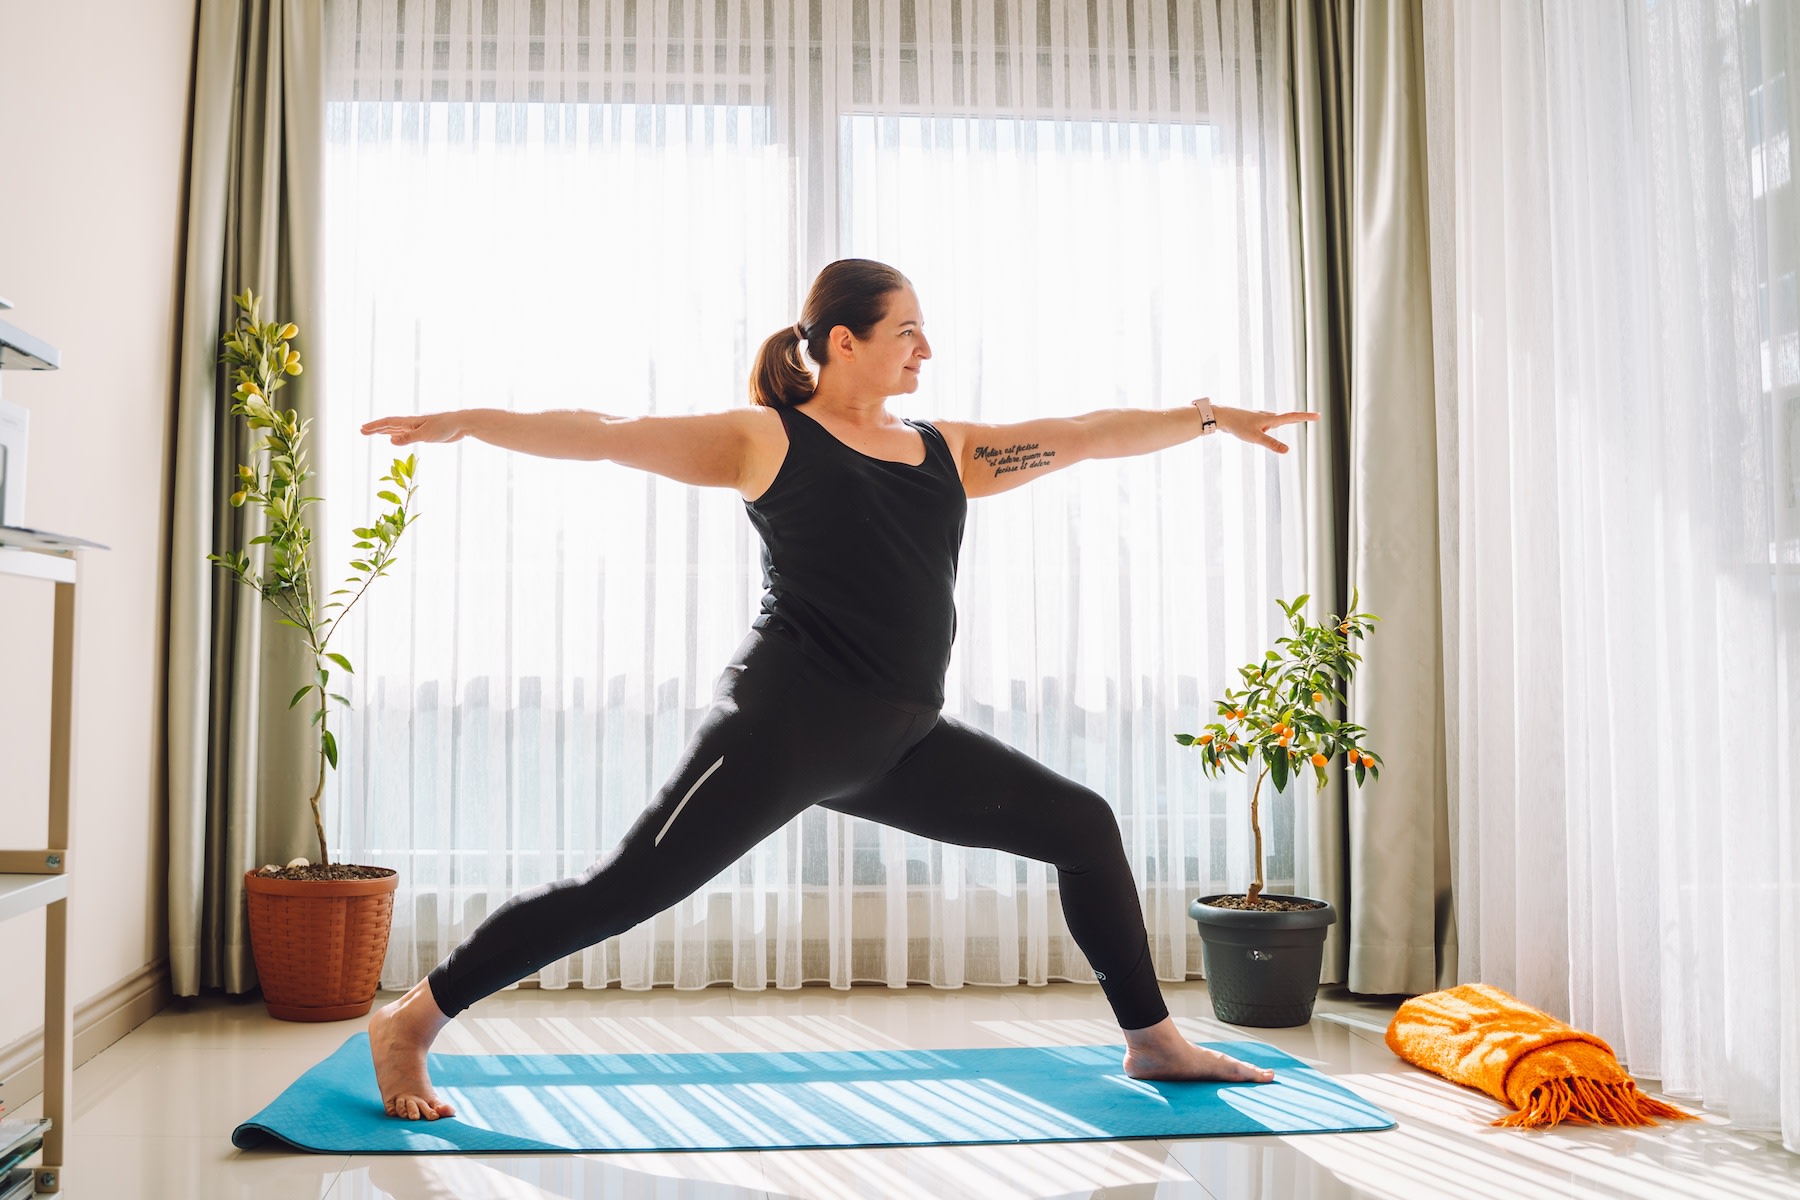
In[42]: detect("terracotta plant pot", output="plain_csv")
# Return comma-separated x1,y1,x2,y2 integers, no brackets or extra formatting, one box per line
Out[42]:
1189,894,1336,1027
243,868,398,1022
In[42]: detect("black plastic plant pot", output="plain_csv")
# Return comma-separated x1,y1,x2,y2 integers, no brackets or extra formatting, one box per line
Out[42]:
1189,894,1337,1027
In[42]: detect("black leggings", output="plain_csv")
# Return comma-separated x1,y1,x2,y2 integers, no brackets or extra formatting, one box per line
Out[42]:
427,628,1169,1031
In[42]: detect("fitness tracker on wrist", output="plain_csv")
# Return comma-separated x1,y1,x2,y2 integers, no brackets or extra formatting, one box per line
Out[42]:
1191,398,1218,435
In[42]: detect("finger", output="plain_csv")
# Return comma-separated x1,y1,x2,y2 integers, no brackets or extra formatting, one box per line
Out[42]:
1274,411,1320,425
1262,436,1289,454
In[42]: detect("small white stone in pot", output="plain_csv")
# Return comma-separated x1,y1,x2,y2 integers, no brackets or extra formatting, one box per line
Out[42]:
285,857,310,869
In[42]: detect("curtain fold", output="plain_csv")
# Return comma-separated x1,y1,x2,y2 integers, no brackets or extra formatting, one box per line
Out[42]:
167,0,327,996
1343,0,1452,996
1425,0,1800,1149
316,0,1307,997
1288,0,1451,995
1287,0,1353,986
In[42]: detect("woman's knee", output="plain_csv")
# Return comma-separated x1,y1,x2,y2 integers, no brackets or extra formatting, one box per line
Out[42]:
569,841,715,933
1043,783,1129,869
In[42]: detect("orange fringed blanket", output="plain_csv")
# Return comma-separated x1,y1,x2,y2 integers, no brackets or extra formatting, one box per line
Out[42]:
1385,983,1695,1129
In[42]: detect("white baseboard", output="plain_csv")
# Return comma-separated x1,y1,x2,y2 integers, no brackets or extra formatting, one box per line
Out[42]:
0,961,170,1106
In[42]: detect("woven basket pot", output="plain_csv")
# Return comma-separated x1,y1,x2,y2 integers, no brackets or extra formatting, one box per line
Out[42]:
243,868,398,1022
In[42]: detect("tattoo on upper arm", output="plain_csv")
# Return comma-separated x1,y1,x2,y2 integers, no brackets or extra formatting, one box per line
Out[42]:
972,442,1057,479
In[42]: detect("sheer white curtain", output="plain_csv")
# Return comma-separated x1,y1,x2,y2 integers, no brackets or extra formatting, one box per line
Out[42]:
318,0,1304,997
1425,0,1800,1147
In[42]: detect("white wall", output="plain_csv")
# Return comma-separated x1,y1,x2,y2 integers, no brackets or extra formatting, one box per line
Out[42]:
0,0,197,1051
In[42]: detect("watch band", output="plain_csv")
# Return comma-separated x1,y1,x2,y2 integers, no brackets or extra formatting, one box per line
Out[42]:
1192,398,1218,435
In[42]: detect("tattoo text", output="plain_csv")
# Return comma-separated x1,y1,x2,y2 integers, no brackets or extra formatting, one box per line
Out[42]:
973,442,1058,478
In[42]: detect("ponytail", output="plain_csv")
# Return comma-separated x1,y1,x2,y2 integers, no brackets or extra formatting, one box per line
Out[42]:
750,324,816,408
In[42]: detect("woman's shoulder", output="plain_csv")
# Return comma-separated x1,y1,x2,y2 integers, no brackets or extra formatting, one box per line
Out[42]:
737,404,793,501
918,416,968,461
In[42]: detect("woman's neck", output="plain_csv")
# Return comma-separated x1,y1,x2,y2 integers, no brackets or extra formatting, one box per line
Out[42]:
804,383,895,428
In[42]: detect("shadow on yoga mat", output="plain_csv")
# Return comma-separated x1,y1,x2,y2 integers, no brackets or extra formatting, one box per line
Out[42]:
233,1035,1394,1154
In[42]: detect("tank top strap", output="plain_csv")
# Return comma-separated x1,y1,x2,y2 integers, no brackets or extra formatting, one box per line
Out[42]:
905,418,958,478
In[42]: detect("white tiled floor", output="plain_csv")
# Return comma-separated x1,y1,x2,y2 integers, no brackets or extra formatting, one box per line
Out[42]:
13,982,1798,1198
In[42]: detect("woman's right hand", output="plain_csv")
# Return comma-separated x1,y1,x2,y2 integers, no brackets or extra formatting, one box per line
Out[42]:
361,413,471,445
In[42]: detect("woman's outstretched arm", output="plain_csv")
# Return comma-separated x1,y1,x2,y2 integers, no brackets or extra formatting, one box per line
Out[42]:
934,401,1317,499
361,407,776,494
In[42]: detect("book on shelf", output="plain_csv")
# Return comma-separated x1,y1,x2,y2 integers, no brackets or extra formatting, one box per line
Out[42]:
0,1138,34,1178
0,1119,47,1172
0,1166,32,1200
0,524,108,552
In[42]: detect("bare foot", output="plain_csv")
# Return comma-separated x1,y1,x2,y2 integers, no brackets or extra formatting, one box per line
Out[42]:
368,979,456,1120
1121,1017,1276,1083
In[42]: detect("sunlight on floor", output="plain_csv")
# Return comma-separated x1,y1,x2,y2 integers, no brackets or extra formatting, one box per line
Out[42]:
11,981,1795,1199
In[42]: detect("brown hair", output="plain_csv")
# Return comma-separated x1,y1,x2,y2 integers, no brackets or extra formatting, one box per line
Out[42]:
749,259,911,408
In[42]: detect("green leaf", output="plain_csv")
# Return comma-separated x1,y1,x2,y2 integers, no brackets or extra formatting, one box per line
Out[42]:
1355,762,1367,786
316,668,330,687
1175,733,1196,746
377,490,402,505
1270,748,1289,793
322,730,339,770
329,693,351,708
325,652,355,674
288,685,314,710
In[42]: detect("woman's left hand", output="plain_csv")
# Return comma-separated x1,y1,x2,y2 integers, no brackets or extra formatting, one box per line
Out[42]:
1213,404,1319,454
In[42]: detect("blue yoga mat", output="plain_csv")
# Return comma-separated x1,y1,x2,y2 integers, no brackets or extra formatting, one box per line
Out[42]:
233,1034,1394,1154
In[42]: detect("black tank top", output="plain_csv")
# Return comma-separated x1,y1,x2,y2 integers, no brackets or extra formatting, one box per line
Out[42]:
744,404,968,711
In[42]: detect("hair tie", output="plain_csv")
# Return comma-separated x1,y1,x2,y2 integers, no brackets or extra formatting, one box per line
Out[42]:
792,322,808,341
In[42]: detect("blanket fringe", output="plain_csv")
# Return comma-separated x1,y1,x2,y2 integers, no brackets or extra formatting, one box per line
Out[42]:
1494,1075,1696,1129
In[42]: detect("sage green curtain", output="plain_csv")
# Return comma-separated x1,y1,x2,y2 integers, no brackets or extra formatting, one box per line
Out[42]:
1289,0,1452,995
166,0,326,996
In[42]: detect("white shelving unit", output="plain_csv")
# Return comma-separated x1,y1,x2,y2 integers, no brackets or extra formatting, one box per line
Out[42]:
0,543,80,1195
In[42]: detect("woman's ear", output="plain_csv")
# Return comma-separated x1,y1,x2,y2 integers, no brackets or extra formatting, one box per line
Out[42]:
827,324,857,364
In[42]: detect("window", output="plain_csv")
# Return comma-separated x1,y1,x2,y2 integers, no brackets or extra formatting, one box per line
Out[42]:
321,0,1300,991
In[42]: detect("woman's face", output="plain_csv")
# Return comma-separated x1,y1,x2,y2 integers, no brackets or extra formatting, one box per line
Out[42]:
834,286,932,396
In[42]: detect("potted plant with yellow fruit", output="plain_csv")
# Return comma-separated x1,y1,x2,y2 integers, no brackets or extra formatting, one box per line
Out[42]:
209,290,420,1020
1175,593,1380,1027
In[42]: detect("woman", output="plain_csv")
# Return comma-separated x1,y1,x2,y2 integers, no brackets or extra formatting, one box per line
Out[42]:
362,259,1316,1120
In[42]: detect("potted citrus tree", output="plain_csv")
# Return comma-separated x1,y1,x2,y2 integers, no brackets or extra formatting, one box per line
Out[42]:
1175,592,1380,1026
209,289,419,1021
